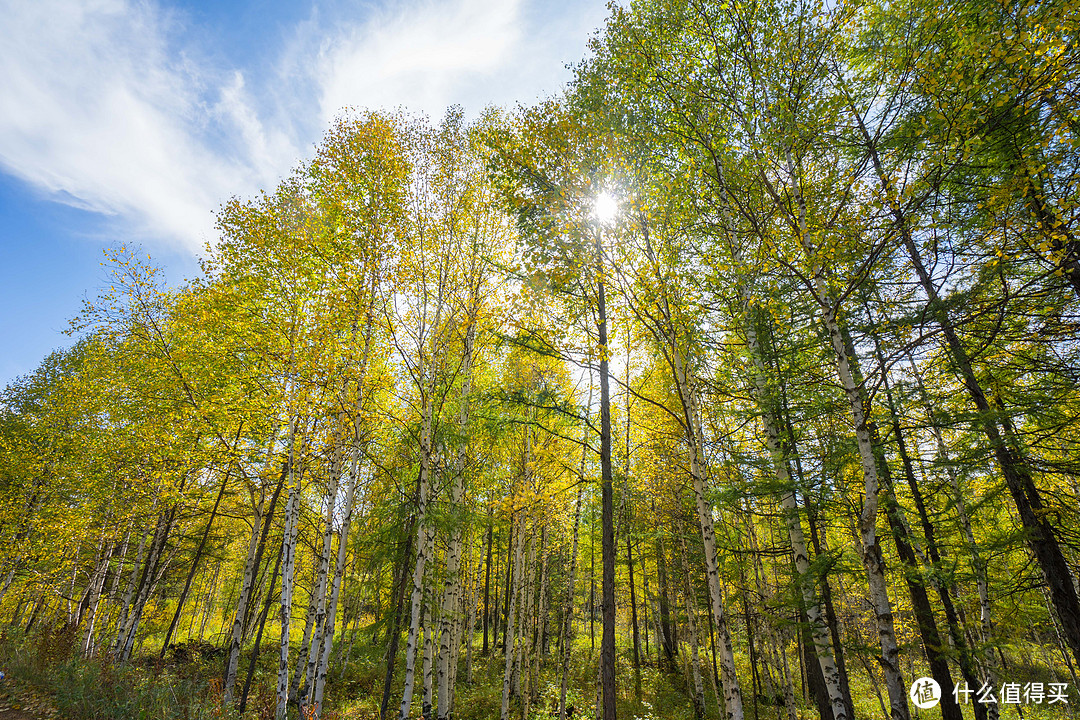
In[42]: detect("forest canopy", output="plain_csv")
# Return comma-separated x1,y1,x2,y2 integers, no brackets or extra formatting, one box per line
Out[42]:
1,0,1078,719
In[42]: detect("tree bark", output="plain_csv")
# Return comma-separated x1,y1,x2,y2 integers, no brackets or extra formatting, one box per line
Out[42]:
276,421,304,720
240,538,284,715
500,511,527,720
678,528,707,720
311,439,362,716
741,301,848,720
436,301,478,720
161,439,238,658
846,90,1080,668
224,434,286,704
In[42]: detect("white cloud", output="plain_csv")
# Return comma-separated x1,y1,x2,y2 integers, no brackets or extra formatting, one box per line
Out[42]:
316,0,522,123
0,0,609,254
0,0,296,251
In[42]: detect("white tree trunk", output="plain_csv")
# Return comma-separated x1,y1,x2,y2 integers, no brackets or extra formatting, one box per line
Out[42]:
118,505,173,662
742,306,849,720
224,427,281,703
311,449,361,716
820,300,908,720
276,423,303,720
423,598,435,717
436,309,477,720
671,346,743,720
112,516,149,656
81,540,113,657
297,437,343,704
500,512,526,720
399,382,435,720
678,531,707,719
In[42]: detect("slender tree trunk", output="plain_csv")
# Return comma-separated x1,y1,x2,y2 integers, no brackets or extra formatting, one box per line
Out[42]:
240,538,284,716
483,518,492,656
161,442,238,657
422,596,434,719
559,484,584,720
464,538,479,686
656,533,675,668
277,422,304,720
678,527,707,720
436,306,478,720
311,444,362,716
532,525,551,705
819,299,908,720
674,352,743,720
80,539,113,658
399,393,435,720
399,512,431,720
847,92,1080,668
224,435,286,704
638,220,741,717
520,524,542,720
380,519,415,720
502,519,513,654
297,435,346,705
874,348,989,720
500,511,527,720
118,499,178,662
112,512,150,656
595,243,618,720
198,558,220,641
627,508,642,701
741,304,848,720
805,504,856,720
908,356,1001,706
292,570,319,701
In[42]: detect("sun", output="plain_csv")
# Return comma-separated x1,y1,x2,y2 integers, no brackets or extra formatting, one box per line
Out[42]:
593,191,618,225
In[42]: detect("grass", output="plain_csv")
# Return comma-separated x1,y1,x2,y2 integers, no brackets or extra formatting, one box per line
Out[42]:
1,621,1077,720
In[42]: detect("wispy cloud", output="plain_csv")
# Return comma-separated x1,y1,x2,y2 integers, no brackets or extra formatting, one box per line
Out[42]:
0,0,607,254
0,0,288,251
316,0,523,123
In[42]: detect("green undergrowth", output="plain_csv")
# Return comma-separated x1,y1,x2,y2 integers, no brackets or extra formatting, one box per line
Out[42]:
2,623,1075,720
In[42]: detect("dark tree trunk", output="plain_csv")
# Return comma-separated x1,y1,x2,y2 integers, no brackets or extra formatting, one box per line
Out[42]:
806,506,855,720
161,458,235,658
597,262,617,720
379,518,415,720
878,365,989,720
849,101,1080,668
239,538,284,714
483,517,493,656
627,513,642,700
657,535,676,668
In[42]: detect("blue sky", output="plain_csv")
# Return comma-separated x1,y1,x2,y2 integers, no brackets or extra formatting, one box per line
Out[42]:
0,0,611,387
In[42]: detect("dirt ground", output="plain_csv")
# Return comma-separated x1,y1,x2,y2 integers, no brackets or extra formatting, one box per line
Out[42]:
0,679,57,720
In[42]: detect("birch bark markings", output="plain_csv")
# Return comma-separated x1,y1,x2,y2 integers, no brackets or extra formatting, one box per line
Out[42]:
846,95,1080,668
224,430,285,703
631,220,743,720
277,420,304,720
436,270,481,720
311,289,378,718
741,304,849,720
764,140,909,720
819,298,908,720
500,510,527,720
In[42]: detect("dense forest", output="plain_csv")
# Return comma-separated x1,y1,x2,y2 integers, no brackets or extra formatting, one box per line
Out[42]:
1,0,1078,719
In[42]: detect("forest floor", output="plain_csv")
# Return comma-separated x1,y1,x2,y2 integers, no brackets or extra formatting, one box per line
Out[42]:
2,625,1077,720
0,678,58,720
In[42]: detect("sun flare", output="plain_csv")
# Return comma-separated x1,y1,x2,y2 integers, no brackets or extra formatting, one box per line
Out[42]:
593,191,618,224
